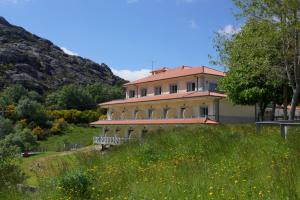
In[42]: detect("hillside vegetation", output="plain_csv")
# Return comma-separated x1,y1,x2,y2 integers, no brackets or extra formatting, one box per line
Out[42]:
4,124,299,200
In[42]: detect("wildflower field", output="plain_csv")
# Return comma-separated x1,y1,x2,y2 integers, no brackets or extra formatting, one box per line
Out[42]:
4,124,300,199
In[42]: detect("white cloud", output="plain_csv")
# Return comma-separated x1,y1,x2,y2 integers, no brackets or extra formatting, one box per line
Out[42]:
112,68,151,81
218,24,241,36
60,47,79,56
188,19,198,29
127,0,139,4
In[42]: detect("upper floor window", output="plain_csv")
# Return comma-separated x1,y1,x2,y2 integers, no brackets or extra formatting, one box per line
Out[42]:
209,83,218,91
140,88,147,97
187,82,196,92
129,90,135,98
169,84,178,94
154,86,162,95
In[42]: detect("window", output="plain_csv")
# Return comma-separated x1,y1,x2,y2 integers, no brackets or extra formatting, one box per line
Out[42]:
187,82,196,92
133,109,139,119
148,109,154,119
209,83,218,91
129,90,135,98
163,108,169,119
200,106,208,117
140,88,147,97
154,86,162,95
180,107,186,118
169,84,178,94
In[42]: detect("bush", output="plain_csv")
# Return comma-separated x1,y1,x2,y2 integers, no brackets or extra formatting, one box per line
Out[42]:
4,127,38,152
32,126,46,140
0,141,25,188
50,118,66,135
0,116,13,139
46,83,125,110
56,170,92,199
46,85,94,110
47,109,102,124
15,98,47,127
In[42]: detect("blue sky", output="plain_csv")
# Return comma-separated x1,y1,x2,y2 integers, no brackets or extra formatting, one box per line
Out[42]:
0,0,241,80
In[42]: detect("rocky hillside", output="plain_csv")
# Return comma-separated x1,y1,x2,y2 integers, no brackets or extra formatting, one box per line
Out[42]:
0,17,125,93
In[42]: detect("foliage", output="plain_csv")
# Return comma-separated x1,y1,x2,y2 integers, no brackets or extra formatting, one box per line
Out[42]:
0,141,25,190
38,124,100,152
215,19,284,120
50,118,67,135
32,126,46,140
86,83,125,104
4,127,38,152
56,169,92,199
232,0,300,119
47,109,103,124
1,85,28,105
21,125,300,200
46,84,94,110
0,116,13,139
15,98,47,126
46,83,125,110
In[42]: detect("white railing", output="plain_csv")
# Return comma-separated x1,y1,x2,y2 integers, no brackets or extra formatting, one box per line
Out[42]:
93,136,127,145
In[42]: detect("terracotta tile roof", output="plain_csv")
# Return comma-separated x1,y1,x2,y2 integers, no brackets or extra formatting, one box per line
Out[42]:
100,91,226,106
90,118,218,126
124,66,225,86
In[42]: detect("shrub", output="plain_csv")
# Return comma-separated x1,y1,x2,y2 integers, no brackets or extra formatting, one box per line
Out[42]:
56,170,92,199
47,109,101,124
0,117,13,139
15,98,47,127
0,141,25,188
50,118,66,135
4,127,38,152
32,126,46,140
46,85,94,110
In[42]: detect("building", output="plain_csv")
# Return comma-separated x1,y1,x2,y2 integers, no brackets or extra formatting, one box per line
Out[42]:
91,66,256,138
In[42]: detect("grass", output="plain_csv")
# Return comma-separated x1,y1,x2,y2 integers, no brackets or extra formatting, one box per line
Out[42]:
9,124,300,199
38,124,100,151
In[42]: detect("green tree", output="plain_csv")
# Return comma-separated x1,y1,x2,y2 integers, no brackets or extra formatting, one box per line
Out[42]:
4,127,38,152
215,19,284,120
15,98,47,126
0,116,13,139
46,85,94,110
1,85,28,105
232,0,300,119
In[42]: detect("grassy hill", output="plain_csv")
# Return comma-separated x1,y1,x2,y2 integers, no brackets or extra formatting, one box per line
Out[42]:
4,124,300,200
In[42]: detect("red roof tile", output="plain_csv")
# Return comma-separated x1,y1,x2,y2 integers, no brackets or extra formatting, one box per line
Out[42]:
100,91,226,106
90,118,218,126
124,66,225,86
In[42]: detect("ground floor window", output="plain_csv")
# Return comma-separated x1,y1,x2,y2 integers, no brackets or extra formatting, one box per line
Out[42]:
125,128,134,140
180,107,186,118
148,109,154,119
200,106,208,117
163,108,169,119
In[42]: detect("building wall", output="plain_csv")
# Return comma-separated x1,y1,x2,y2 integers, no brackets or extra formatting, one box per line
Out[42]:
219,99,255,123
125,74,220,98
107,97,217,121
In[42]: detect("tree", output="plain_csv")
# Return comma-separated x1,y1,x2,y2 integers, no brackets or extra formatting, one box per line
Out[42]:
46,85,94,110
15,98,47,126
0,117,13,139
4,127,38,152
215,19,284,120
232,0,300,119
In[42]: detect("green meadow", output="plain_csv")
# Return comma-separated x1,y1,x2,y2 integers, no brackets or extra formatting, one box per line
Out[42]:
3,124,300,200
